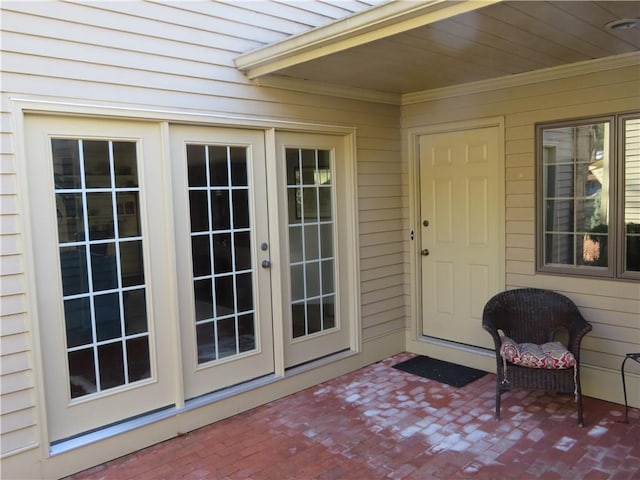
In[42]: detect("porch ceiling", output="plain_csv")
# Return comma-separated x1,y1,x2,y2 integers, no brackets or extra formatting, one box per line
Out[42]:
235,1,640,104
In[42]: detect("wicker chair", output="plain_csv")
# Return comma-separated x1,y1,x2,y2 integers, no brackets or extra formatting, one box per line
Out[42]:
482,288,592,426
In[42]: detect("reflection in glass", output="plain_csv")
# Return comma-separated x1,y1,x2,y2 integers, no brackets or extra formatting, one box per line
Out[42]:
83,140,110,188
60,246,89,296
90,244,118,291
116,192,141,237
233,190,249,228
542,121,609,268
94,292,121,341
87,192,114,240
53,138,150,399
98,342,125,390
624,118,640,273
238,314,255,353
286,148,336,339
218,317,237,358
56,193,85,243
191,235,211,277
124,289,147,335
211,190,230,230
119,240,144,286
194,279,213,321
234,232,251,271
64,297,92,347
69,348,97,398
215,275,234,316
545,233,574,265
304,224,319,260
187,145,207,187
52,139,81,189
187,142,257,364
189,191,209,232
196,323,215,363
209,146,228,186
305,261,320,298
127,337,150,382
114,142,138,188
236,272,253,312
230,147,248,186
307,300,321,334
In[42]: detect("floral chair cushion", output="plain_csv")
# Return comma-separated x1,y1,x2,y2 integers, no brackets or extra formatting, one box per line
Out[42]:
499,336,576,369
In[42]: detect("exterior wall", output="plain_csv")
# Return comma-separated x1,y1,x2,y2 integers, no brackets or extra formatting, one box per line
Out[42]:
402,65,640,408
0,1,404,477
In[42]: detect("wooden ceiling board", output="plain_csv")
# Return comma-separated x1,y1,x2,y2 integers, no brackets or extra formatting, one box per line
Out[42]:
552,1,640,50
244,1,640,96
506,1,631,58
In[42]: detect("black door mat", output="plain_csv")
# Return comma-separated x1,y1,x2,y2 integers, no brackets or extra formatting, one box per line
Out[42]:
392,355,488,387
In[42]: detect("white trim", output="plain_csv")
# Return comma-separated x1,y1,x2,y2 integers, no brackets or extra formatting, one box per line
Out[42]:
401,52,640,105
254,75,400,105
234,0,500,79
10,98,358,135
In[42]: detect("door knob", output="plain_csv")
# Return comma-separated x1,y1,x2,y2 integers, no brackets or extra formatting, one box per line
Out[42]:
421,249,430,256
261,260,271,268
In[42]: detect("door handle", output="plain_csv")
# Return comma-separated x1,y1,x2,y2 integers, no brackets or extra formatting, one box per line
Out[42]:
261,260,272,268
421,249,430,256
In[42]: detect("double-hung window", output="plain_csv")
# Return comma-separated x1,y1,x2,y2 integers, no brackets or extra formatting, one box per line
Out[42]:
536,112,639,280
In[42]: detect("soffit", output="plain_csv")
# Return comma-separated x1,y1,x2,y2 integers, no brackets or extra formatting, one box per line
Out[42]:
235,1,640,103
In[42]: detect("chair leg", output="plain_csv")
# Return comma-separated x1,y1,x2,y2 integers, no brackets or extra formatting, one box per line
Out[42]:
495,387,501,420
577,392,584,427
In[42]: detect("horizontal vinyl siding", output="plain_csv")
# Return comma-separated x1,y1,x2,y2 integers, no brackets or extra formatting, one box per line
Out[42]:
402,65,640,391
0,0,398,461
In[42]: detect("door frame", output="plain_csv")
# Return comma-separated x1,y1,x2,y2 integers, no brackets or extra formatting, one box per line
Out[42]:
406,117,506,352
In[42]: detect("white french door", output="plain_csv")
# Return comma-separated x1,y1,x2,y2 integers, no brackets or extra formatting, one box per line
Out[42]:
275,132,351,368
170,126,274,399
25,116,177,442
24,116,354,444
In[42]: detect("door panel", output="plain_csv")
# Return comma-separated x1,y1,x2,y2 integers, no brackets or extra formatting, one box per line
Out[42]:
420,126,503,349
25,116,176,442
170,126,274,399
275,133,350,368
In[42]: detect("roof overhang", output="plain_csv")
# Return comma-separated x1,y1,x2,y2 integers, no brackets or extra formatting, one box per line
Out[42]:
235,0,500,79
234,1,640,105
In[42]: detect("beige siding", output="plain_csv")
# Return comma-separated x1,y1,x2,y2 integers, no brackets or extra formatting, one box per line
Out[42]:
403,64,640,394
0,0,400,465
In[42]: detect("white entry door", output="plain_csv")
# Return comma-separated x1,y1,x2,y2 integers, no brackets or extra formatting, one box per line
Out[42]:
419,126,503,349
25,115,177,442
170,126,274,399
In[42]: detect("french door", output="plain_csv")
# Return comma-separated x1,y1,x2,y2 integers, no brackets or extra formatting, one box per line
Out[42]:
25,116,177,442
24,116,353,443
170,126,274,399
275,132,351,368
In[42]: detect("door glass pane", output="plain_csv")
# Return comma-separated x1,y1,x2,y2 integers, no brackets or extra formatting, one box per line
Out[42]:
186,144,257,364
624,117,640,272
52,138,151,400
286,148,337,338
541,122,610,268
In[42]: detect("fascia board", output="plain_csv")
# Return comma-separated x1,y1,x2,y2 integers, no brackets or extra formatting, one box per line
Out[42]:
234,0,502,79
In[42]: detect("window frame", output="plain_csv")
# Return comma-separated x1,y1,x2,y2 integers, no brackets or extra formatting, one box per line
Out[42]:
535,111,640,281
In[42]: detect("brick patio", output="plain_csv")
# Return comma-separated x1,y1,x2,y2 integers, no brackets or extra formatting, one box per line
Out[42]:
67,353,640,479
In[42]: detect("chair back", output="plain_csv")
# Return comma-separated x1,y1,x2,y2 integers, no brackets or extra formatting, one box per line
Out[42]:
482,288,586,345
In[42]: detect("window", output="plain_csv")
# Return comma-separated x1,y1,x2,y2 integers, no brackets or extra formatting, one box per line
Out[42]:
536,112,640,280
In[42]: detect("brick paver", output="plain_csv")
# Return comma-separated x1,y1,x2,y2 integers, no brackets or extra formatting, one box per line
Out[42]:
68,353,640,479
